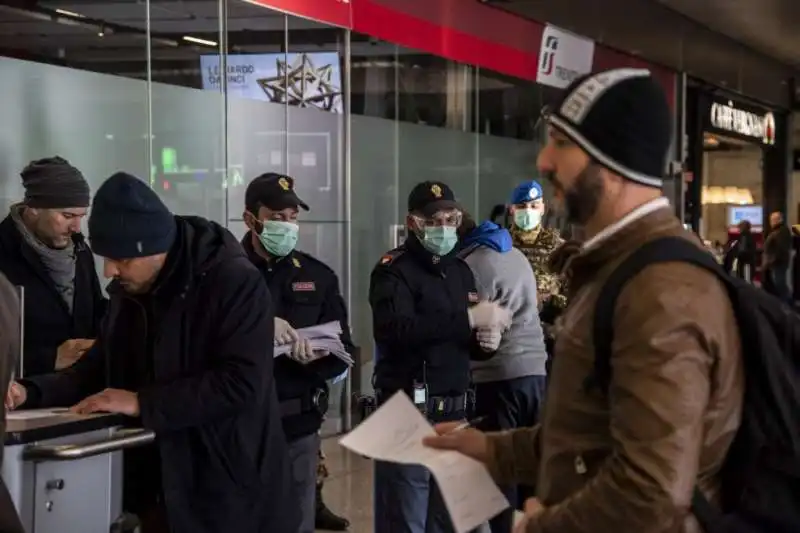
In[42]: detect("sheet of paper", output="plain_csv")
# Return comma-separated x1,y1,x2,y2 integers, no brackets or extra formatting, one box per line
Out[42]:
514,511,525,527
7,408,70,421
273,321,353,365
339,392,509,533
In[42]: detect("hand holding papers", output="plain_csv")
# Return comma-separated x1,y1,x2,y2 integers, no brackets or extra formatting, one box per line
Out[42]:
273,321,354,366
339,392,509,533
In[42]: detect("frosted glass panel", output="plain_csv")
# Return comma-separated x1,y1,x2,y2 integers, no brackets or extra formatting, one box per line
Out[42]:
0,57,148,211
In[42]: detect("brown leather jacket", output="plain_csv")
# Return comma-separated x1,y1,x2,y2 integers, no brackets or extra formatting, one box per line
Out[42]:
0,273,25,533
486,206,744,533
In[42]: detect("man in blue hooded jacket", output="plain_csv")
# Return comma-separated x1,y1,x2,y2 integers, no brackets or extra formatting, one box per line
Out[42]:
457,214,548,533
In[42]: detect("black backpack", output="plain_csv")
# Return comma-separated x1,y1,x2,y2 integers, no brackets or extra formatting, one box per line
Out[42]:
589,236,800,533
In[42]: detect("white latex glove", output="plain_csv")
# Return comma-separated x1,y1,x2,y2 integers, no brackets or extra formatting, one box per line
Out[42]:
274,317,299,346
468,301,512,331
477,327,502,351
289,337,315,364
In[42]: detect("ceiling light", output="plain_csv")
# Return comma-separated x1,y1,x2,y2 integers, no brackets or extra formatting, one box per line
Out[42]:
54,8,84,18
182,36,217,47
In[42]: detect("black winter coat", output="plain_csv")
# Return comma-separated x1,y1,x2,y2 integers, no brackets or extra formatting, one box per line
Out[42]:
25,216,300,533
0,214,106,376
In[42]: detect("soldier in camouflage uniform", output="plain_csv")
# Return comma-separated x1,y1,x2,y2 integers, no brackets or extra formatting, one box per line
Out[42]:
509,181,567,310
508,180,568,357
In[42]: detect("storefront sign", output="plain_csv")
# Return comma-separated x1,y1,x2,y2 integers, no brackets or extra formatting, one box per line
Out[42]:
536,25,595,89
709,99,775,145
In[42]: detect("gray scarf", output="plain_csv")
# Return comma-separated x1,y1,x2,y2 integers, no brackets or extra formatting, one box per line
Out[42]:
10,205,76,314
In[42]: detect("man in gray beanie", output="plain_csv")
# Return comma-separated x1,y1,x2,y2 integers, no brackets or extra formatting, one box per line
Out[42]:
9,171,301,533
0,156,105,376
426,68,743,533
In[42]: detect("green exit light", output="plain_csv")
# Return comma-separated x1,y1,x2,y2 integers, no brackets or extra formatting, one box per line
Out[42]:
162,147,178,174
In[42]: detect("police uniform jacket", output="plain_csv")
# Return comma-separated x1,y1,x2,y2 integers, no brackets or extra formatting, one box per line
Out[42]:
243,235,352,442
369,233,487,399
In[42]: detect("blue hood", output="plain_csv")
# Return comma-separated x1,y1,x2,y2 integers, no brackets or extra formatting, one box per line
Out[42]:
462,221,513,253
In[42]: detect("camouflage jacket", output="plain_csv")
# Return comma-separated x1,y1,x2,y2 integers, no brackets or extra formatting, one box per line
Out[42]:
511,226,567,311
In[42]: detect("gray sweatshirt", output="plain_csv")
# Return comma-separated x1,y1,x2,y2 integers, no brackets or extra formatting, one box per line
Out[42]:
461,243,548,383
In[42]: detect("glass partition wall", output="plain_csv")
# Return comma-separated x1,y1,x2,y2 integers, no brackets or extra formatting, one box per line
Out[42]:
0,0,558,434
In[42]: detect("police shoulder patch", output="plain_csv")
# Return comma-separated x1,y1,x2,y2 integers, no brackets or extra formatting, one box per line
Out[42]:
378,249,405,267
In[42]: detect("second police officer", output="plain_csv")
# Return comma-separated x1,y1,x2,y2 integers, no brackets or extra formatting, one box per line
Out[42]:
241,173,353,533
369,181,512,533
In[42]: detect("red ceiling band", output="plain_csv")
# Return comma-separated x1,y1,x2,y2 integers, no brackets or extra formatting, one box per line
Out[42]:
247,0,675,106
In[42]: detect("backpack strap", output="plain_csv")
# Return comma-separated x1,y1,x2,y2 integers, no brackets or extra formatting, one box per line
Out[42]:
589,236,723,394
589,236,727,531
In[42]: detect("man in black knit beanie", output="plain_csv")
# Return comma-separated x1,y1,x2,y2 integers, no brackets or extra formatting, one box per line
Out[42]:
11,172,301,533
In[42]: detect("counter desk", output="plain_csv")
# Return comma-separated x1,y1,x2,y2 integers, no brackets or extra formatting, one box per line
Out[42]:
3,410,154,533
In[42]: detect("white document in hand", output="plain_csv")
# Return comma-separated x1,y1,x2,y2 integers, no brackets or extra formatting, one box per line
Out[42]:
339,392,509,533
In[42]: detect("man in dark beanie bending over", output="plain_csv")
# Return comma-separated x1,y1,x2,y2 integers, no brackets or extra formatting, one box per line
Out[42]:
7,172,300,533
0,156,105,376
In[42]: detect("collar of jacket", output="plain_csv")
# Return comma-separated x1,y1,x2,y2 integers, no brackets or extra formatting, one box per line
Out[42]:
568,205,681,290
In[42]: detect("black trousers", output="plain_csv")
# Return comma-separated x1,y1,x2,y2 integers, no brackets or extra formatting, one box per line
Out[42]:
473,375,547,533
764,266,792,305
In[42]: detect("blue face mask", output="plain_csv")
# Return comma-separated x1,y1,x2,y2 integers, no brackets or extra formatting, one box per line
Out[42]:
258,220,299,257
421,226,458,256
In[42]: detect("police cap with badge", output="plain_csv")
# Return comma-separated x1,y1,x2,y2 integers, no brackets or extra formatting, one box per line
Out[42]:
245,172,310,213
407,181,462,216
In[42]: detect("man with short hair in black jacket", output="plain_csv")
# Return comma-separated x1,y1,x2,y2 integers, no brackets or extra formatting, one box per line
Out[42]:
0,156,106,375
763,211,793,303
7,172,299,533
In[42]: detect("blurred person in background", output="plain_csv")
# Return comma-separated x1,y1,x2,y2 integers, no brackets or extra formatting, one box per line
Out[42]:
0,272,25,533
763,211,792,303
0,157,105,375
457,212,546,533
722,219,757,281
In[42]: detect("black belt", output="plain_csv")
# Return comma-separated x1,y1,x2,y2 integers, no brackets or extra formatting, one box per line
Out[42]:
425,394,467,415
280,388,329,418
377,391,467,415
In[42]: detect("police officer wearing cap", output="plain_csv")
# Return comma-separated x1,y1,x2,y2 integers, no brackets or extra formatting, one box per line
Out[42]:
369,181,512,533
242,173,353,533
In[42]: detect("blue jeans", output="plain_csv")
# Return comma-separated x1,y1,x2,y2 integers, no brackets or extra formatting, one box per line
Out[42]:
373,410,464,533
473,375,547,533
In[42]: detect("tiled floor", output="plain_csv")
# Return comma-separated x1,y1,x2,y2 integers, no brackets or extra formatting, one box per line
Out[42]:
317,436,373,533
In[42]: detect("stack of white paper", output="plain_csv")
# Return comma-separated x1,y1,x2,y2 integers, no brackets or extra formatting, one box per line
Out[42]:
339,392,509,533
274,321,354,366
